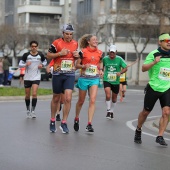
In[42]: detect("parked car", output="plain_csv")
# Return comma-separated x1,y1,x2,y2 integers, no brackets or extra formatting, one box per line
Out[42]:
9,66,20,78
75,69,80,82
41,67,49,81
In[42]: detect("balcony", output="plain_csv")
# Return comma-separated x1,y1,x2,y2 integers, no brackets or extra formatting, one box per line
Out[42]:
20,0,59,6
17,23,60,35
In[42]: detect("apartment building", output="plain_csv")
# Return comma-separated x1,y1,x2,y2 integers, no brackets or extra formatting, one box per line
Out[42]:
71,0,170,83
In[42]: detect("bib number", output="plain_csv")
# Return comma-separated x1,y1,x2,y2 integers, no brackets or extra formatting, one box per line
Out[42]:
159,67,170,80
108,73,117,81
85,65,97,76
61,60,73,71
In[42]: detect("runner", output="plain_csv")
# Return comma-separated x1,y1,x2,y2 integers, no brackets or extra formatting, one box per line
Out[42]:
101,45,127,119
19,40,47,118
47,24,79,133
134,33,170,146
74,34,103,132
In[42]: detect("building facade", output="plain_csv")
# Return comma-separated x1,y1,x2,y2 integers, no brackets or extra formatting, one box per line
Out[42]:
71,0,170,84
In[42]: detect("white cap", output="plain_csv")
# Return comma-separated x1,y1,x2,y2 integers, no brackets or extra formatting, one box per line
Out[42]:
109,45,117,52
62,24,74,33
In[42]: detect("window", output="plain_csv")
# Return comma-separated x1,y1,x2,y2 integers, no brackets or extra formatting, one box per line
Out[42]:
117,0,130,10
100,0,105,14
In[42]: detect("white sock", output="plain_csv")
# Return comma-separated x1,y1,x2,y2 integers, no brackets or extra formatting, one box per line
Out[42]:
110,102,116,113
106,100,111,112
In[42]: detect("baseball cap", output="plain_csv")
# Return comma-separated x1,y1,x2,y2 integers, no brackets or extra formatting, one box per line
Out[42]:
109,45,117,52
62,24,74,33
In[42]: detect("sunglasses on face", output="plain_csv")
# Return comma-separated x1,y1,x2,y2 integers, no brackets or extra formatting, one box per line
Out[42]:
162,39,170,43
31,45,38,48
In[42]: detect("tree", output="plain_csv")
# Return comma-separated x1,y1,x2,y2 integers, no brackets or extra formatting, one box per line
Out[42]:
97,0,170,85
0,25,26,66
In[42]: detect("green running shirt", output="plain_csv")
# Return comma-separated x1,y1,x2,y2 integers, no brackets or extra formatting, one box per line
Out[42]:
102,55,127,85
144,49,170,92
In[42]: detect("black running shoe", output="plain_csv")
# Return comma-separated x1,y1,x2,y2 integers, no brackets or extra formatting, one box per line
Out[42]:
56,114,61,121
134,129,142,144
59,104,62,111
106,112,111,119
110,112,114,119
156,136,168,146
74,119,79,131
86,124,94,132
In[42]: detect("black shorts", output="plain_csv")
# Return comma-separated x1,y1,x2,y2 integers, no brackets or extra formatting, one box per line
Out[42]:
144,84,170,111
52,74,75,94
103,81,119,94
24,80,40,88
120,81,127,85
20,74,25,78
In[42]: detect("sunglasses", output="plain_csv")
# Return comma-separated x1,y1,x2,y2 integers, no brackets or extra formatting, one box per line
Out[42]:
31,45,38,48
162,39,170,43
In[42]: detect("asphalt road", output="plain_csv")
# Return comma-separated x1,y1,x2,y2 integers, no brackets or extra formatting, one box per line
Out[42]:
0,79,170,170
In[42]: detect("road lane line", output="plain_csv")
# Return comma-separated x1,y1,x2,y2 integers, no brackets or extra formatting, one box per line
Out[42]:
126,116,170,141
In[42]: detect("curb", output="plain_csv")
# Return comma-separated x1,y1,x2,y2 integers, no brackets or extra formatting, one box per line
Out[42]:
153,118,170,133
0,92,78,101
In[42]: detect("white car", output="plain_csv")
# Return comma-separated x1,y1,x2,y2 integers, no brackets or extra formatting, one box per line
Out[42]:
9,66,20,78
75,69,80,82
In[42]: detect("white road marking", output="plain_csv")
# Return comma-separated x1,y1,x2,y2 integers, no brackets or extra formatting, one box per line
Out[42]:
126,115,170,141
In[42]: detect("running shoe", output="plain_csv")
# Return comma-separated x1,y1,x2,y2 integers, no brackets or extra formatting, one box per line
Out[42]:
59,103,62,111
60,122,69,133
106,112,111,119
86,124,94,132
110,112,114,119
156,136,168,146
31,111,36,118
134,129,142,144
50,121,56,133
56,114,61,121
74,118,79,131
27,110,31,118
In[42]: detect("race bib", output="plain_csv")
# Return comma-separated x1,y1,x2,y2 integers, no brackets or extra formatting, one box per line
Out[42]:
108,73,117,81
120,73,125,82
61,60,73,71
85,65,97,76
158,67,170,80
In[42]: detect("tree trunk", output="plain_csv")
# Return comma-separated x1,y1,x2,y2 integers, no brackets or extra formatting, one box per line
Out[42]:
135,54,140,85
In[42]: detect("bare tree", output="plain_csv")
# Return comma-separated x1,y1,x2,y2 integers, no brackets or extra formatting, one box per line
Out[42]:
95,0,170,85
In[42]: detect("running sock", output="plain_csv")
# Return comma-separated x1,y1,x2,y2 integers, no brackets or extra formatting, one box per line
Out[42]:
110,102,116,113
62,120,66,124
25,99,30,110
106,100,111,111
75,117,79,121
137,126,142,131
32,98,37,108
51,118,55,122
88,122,91,125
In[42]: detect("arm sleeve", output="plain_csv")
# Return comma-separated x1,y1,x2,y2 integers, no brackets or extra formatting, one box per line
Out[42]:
18,53,28,68
39,52,47,66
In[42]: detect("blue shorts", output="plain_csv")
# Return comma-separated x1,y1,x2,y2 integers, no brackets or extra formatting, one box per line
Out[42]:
76,77,99,90
52,74,75,94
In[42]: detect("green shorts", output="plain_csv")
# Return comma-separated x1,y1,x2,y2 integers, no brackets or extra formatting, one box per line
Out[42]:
76,77,100,90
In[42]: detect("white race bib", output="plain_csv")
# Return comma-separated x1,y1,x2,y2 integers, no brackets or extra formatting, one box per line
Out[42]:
108,73,117,81
85,65,97,76
158,67,170,80
61,60,73,71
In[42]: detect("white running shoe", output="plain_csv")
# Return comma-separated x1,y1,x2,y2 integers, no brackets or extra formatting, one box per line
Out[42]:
31,111,36,118
27,110,32,118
